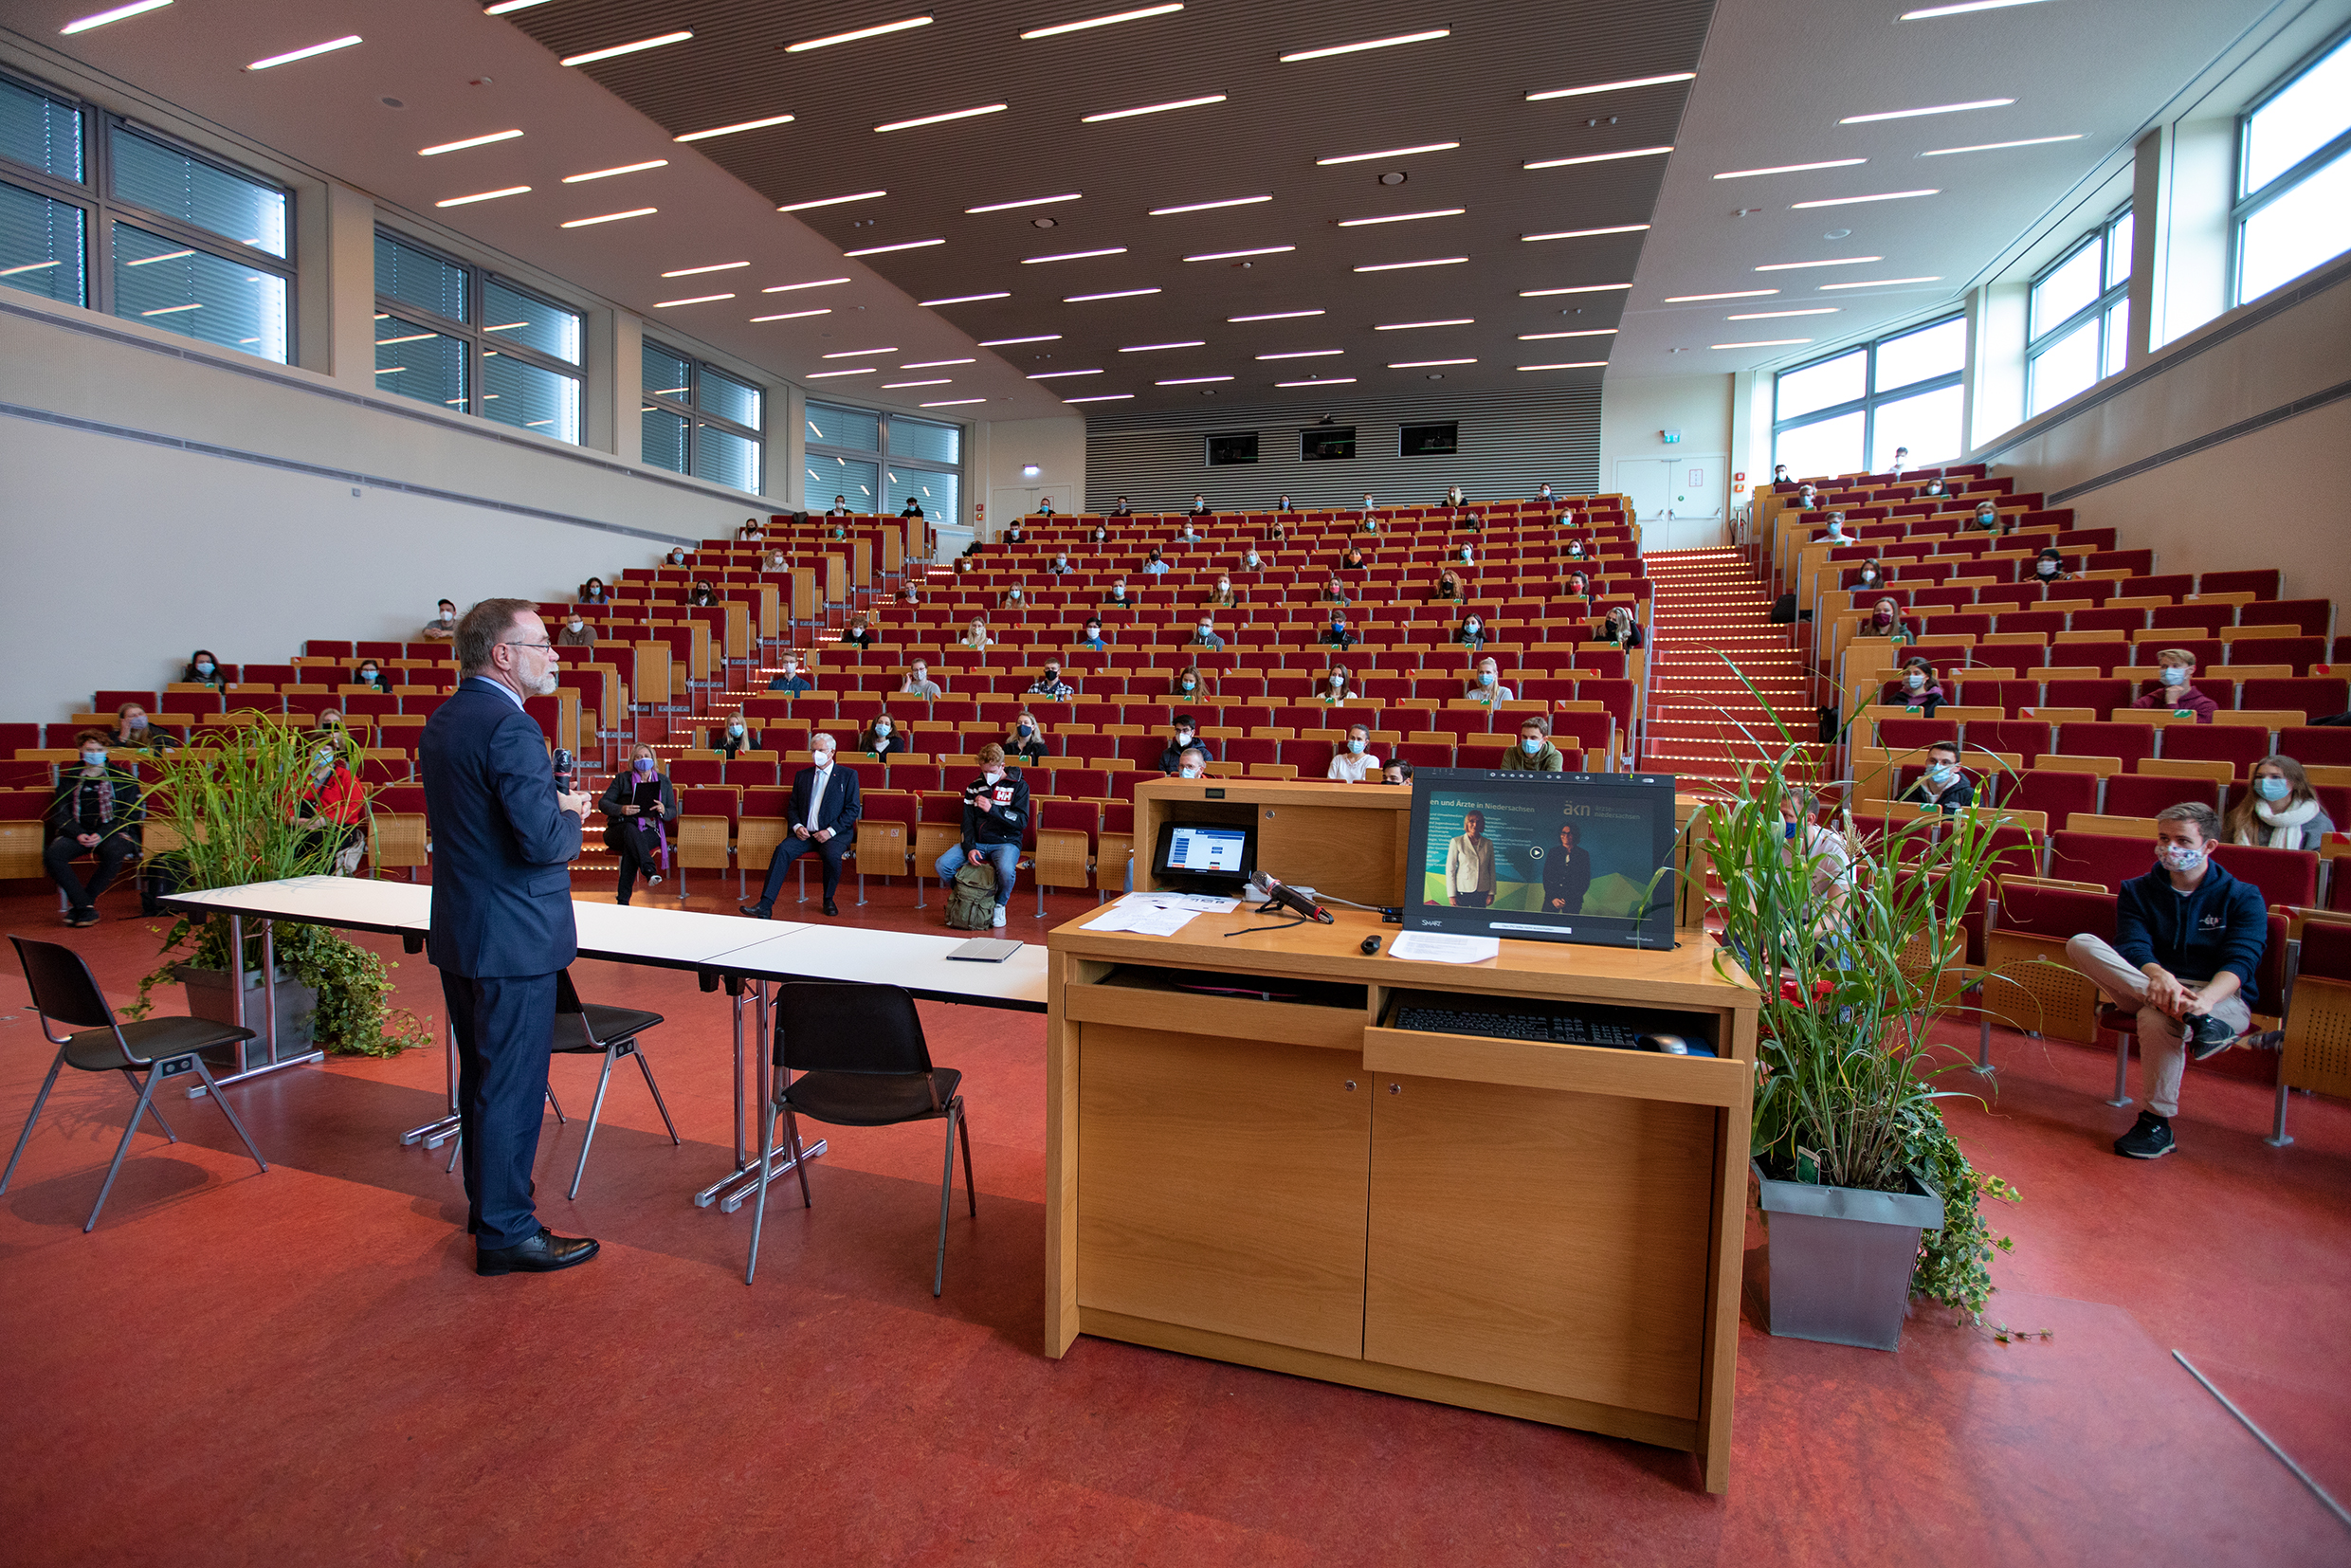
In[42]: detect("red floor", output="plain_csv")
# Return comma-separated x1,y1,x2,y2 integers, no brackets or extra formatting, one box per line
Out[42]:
3,875,2348,1566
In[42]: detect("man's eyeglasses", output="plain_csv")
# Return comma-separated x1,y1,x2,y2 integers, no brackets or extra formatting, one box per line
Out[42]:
502,640,555,653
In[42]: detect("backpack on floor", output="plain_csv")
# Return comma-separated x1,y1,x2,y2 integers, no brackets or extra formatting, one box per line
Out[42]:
946,862,1000,930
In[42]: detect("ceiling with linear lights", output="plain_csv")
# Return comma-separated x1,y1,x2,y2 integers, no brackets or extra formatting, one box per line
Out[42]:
9,0,2295,422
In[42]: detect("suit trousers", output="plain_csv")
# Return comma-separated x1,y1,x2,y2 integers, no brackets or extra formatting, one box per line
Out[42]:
760,832,847,905
439,970,556,1249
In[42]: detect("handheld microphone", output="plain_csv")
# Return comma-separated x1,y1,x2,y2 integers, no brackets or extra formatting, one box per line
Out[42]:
1248,869,1334,924
552,747,574,794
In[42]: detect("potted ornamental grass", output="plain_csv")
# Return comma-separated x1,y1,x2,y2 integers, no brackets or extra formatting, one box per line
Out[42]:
1693,667,2022,1349
124,715,425,1059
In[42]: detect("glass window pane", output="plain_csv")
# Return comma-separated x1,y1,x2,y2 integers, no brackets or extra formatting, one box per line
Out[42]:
807,453,879,510
1872,317,1965,392
483,277,579,366
1776,349,1866,421
889,413,960,464
699,366,761,429
0,179,86,305
108,124,285,257
0,75,82,183
2244,36,2351,194
375,230,466,323
643,339,690,399
1773,410,1864,482
2238,145,2351,302
2028,317,2100,415
694,424,760,493
112,221,286,361
1869,384,1963,470
642,404,687,472
374,313,465,408
2105,210,2134,288
482,353,580,445
2030,239,2102,339
2103,299,2130,375
806,400,879,452
885,466,957,524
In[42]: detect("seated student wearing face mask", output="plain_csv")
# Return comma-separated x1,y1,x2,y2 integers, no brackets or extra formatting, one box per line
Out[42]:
1189,616,1226,653
1819,513,1850,544
1328,722,1381,783
1028,662,1075,700
899,661,942,700
1321,611,1356,649
741,732,860,920
1456,613,1486,649
1175,745,1210,781
1006,711,1049,766
421,599,459,641
600,746,676,906
1206,575,1238,608
2226,755,2336,848
1465,658,1513,704
1104,578,1132,605
1170,665,1206,699
1160,717,1213,775
185,649,224,688
2066,802,2267,1160
293,741,368,875
861,711,907,757
1320,666,1356,704
1503,716,1563,773
1241,547,1264,572
1899,741,1974,811
578,577,609,605
1382,758,1414,787
557,611,597,647
2032,547,2069,583
840,611,876,648
46,733,143,927
1868,597,1915,647
667,546,690,566
353,660,392,693
717,716,762,758
1895,659,1944,716
767,654,814,696
1854,558,1887,591
1073,620,1110,653
936,744,1029,928
1971,501,2003,533
2131,648,2217,722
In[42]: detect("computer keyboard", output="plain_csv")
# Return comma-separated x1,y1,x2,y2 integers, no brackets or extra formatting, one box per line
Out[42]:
1391,996,1644,1048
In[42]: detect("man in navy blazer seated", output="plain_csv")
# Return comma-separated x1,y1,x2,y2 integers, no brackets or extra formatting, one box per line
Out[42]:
419,597,598,1276
740,731,861,919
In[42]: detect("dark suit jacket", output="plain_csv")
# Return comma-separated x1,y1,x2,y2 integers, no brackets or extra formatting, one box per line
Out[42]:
790,763,862,839
420,677,581,978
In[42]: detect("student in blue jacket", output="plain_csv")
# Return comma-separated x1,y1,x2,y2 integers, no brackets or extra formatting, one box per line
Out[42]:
2066,802,2268,1160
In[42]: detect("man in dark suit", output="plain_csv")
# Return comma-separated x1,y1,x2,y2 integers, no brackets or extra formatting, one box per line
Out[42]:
419,598,597,1276
740,731,861,918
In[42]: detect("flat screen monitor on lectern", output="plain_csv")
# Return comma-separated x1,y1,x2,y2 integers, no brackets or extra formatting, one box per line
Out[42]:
1402,770,1679,949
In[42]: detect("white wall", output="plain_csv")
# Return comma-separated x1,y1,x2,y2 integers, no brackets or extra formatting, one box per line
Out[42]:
1598,374,1734,545
971,414,1088,538
0,293,789,715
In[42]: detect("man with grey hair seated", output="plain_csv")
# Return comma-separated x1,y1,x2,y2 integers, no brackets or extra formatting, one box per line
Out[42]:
740,730,860,919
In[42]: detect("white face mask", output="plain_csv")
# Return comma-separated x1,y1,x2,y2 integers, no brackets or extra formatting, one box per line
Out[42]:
875,720,891,735
912,669,927,683
2159,842,2204,873
569,619,583,631
1179,765,1201,779
983,770,1002,785
1176,730,1194,744
1906,674,1926,690
814,750,835,768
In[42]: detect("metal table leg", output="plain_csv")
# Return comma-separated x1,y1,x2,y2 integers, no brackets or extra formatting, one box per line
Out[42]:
197,915,323,1094
404,1015,463,1147
695,976,824,1212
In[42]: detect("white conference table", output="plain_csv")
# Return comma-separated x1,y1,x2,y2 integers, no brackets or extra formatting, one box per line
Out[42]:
159,877,1047,1210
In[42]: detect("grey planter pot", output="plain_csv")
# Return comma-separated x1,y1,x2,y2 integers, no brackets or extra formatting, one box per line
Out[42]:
178,964,319,1064
1753,1160,1944,1352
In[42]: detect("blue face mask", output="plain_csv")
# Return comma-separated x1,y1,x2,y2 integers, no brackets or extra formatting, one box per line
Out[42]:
634,758,656,776
1521,737,1542,756
195,661,214,675
1347,738,1367,755
728,722,743,736
1925,763,1956,784
2160,666,2189,687
1018,723,1033,736
1479,670,1496,686
82,750,107,770
2256,776,2292,802
1784,819,1802,841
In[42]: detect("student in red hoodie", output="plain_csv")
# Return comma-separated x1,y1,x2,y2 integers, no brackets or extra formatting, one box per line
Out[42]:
2129,647,2218,722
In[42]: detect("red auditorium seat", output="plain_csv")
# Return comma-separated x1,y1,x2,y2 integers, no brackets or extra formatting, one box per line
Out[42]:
1970,720,2055,766
2198,568,2282,599
2280,727,2351,766
2158,726,2270,771
2047,830,2158,891
2241,599,2332,637
2148,604,2234,634
2210,844,2319,909
2102,773,2218,818
2229,636,2324,673
2057,722,2158,769
2010,770,2100,823
2240,677,2347,718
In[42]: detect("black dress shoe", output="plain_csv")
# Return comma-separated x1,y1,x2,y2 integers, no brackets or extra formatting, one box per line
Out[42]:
824,900,840,916
738,900,773,919
476,1227,600,1276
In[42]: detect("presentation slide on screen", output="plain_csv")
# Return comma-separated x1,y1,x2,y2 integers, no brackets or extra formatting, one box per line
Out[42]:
1416,789,1666,920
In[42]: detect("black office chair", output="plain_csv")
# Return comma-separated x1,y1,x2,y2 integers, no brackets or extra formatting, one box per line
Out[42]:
3,934,269,1231
442,970,678,1201
747,981,975,1295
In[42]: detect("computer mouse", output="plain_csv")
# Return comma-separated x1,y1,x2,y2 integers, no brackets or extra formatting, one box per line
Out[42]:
1359,935,1381,956
1637,1033,1690,1055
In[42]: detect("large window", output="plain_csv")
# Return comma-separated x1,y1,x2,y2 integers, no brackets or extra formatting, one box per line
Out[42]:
2027,207,2131,416
2235,31,2351,305
0,68,292,360
805,400,962,521
1772,315,1966,477
643,339,765,494
374,228,582,444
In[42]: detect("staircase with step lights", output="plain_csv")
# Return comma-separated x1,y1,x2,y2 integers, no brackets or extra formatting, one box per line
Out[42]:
1640,548,1826,788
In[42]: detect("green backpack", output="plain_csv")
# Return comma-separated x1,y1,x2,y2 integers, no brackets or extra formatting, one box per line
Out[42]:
946,861,1000,930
